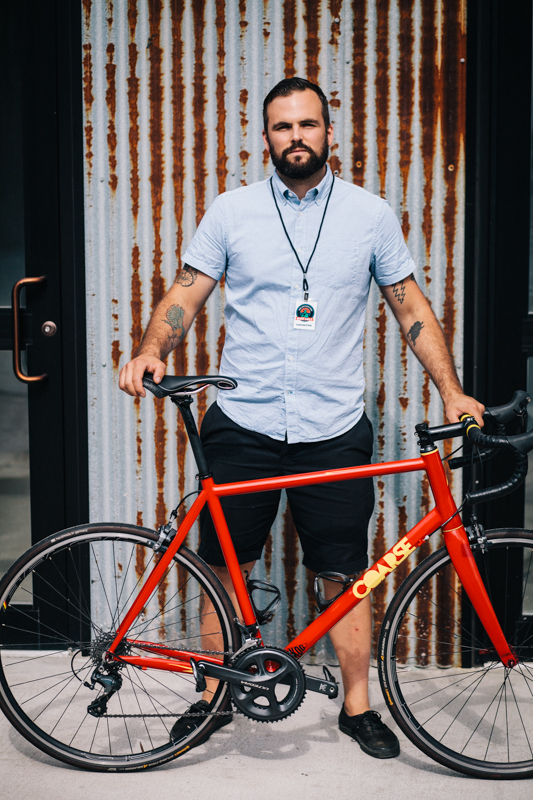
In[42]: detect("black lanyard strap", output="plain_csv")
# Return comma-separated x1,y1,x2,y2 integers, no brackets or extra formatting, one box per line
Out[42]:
270,173,335,300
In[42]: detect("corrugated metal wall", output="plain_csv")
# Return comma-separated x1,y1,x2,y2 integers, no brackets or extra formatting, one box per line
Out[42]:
82,0,466,663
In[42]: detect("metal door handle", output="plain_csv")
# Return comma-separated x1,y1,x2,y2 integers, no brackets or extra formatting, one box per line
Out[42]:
12,275,47,383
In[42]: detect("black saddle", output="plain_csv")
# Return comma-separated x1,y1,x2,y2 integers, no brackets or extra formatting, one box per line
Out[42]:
143,374,237,398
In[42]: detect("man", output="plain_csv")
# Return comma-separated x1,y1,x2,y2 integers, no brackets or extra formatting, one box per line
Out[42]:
120,77,484,758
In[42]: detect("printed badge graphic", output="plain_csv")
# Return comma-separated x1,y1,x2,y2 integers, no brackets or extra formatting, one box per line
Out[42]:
294,299,317,330
297,303,314,319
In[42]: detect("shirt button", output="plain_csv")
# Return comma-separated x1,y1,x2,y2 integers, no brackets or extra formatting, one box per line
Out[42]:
288,356,294,362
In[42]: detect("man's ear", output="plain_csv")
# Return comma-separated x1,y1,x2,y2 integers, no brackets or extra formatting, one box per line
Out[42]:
262,129,270,151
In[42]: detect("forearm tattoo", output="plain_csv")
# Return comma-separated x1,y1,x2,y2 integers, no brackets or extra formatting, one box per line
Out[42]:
408,320,424,347
175,264,198,287
163,304,185,347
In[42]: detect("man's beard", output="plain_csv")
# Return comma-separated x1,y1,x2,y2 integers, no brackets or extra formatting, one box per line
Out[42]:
268,136,329,180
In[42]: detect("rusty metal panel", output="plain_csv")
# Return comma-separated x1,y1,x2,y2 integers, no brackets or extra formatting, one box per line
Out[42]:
82,0,466,665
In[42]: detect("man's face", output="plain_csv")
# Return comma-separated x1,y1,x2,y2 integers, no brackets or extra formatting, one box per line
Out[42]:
262,89,334,180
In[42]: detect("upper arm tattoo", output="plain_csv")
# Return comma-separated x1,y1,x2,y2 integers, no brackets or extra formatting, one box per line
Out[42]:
163,304,185,347
391,273,416,304
175,264,198,287
407,320,424,347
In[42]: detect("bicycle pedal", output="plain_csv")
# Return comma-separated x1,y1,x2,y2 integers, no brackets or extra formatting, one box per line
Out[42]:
190,658,207,692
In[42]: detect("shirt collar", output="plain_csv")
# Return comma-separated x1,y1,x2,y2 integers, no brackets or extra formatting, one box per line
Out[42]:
271,164,334,206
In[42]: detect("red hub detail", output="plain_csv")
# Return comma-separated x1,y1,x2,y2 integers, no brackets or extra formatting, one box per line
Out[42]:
265,660,281,673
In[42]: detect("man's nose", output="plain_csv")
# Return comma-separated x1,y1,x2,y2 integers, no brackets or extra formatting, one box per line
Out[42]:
290,125,302,140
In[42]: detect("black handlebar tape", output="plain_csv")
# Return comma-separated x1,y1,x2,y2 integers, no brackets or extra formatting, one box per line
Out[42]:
484,390,530,425
465,451,528,505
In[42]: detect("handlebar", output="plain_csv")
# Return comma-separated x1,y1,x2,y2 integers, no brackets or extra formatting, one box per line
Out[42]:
454,391,531,505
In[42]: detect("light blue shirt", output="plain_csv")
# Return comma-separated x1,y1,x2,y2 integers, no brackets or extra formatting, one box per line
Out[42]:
183,166,416,443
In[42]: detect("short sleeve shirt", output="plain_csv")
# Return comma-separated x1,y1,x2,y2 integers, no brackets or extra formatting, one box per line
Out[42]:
183,166,416,443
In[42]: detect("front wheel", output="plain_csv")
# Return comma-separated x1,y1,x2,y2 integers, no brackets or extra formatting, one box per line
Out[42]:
379,529,533,779
0,523,240,771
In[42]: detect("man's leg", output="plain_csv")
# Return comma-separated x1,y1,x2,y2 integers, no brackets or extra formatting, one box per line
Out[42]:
320,575,371,716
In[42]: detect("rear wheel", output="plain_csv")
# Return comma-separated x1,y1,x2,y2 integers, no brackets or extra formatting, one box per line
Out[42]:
0,523,239,771
379,529,533,779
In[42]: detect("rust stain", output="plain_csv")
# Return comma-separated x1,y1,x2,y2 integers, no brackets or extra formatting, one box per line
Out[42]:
263,19,270,40
398,1,414,239
111,339,122,372
398,397,408,410
329,91,341,109
283,0,297,78
106,0,113,30
351,0,366,185
329,150,342,176
392,502,410,662
264,534,273,580
375,0,390,197
371,507,386,657
148,0,167,528
328,0,343,46
282,504,299,642
155,552,168,639
192,0,210,422
82,0,92,31
215,0,228,194
375,299,387,452
171,0,189,505
105,43,118,193
440,1,465,365
415,473,432,663
128,2,142,483
239,88,249,183
420,0,436,291
176,561,189,635
263,148,270,170
82,44,94,181
135,543,145,580
130,247,142,355
239,0,247,29
303,0,321,83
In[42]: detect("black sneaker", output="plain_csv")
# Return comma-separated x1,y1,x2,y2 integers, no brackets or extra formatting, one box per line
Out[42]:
169,697,233,744
338,707,400,758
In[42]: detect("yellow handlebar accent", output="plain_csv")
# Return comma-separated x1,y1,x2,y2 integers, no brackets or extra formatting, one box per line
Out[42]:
460,413,481,436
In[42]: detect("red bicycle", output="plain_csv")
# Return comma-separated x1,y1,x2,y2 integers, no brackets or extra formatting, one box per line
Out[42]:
1,376,532,779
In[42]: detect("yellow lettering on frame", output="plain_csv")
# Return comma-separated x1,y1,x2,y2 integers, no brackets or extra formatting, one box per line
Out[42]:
392,536,416,560
383,552,399,569
353,579,371,599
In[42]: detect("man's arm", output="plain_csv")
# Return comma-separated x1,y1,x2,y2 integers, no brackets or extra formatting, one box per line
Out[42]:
119,265,217,397
380,274,485,426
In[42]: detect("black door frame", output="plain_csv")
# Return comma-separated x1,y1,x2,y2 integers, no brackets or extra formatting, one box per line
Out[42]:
464,0,532,531
21,0,89,543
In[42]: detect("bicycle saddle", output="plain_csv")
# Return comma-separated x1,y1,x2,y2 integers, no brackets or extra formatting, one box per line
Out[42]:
143,374,238,398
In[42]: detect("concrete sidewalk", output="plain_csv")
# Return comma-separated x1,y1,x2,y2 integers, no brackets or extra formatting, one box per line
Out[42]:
1,665,531,800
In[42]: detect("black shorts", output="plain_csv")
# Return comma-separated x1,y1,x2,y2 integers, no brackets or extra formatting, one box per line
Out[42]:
198,403,375,575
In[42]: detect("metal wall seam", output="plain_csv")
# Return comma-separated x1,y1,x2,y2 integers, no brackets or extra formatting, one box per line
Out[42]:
83,0,466,665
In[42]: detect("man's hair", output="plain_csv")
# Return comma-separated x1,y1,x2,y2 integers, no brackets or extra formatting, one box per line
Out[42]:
263,77,330,130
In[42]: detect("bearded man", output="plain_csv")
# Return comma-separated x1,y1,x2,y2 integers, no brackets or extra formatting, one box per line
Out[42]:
120,77,484,758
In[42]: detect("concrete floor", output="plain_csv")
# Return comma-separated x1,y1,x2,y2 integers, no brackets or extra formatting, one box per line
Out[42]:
1,665,532,800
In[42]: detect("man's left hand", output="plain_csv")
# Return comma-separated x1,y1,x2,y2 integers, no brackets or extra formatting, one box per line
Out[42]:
443,393,485,427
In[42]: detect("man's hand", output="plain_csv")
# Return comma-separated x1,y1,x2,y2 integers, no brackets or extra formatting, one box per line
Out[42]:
442,391,485,427
119,354,166,397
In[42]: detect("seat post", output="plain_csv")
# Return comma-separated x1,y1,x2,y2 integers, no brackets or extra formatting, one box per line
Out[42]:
171,395,212,480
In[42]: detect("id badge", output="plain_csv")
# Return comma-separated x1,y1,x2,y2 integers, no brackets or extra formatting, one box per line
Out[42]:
294,299,317,330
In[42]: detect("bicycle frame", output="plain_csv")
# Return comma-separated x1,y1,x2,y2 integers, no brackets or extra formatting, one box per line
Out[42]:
109,445,518,673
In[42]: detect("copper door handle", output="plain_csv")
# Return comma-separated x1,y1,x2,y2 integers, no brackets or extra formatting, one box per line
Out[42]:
12,275,47,383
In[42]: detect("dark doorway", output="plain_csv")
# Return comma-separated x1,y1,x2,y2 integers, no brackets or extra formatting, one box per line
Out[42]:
0,1,88,595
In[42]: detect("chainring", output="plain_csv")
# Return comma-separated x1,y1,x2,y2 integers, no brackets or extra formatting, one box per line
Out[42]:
229,646,306,722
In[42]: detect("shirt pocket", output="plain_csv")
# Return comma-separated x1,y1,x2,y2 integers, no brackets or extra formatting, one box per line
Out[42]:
312,245,360,290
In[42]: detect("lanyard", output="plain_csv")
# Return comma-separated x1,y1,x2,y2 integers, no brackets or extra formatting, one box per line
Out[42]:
270,174,335,300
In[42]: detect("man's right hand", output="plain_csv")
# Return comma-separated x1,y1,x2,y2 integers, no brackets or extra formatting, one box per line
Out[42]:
119,354,166,397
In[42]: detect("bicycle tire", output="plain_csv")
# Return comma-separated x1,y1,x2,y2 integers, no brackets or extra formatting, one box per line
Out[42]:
0,523,240,771
378,528,533,779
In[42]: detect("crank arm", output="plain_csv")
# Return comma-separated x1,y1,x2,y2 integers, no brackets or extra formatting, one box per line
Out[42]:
304,668,338,698
197,660,277,691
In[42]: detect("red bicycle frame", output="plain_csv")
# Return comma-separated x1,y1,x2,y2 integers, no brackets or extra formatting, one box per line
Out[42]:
110,445,518,674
